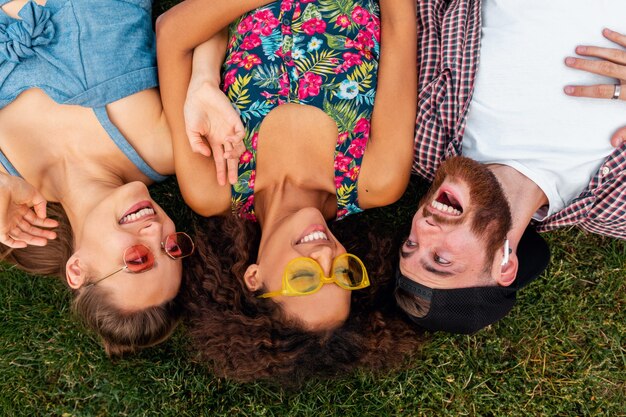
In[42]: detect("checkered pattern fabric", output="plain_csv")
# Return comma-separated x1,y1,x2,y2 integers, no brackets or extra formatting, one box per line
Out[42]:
413,0,626,240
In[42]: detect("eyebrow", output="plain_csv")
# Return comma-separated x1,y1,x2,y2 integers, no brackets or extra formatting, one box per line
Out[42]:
421,260,455,277
400,249,456,277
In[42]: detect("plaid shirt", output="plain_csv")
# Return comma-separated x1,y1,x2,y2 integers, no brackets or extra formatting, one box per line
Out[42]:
413,0,626,240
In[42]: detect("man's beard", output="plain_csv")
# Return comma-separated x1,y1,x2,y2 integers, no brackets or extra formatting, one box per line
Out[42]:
419,156,512,257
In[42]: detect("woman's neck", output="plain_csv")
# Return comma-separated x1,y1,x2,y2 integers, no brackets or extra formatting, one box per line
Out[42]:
255,180,337,228
47,164,125,244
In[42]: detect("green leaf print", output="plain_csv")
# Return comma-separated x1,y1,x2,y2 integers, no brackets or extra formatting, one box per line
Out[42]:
233,170,253,195
295,49,341,76
318,0,354,21
336,183,357,207
323,33,348,51
347,61,375,92
228,73,253,107
252,64,281,89
302,3,322,21
323,99,359,134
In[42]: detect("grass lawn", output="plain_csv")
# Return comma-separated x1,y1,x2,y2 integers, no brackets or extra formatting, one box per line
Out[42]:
1,1,625,415
1,175,624,416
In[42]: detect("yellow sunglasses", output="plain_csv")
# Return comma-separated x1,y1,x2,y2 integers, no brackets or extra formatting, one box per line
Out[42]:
258,253,370,298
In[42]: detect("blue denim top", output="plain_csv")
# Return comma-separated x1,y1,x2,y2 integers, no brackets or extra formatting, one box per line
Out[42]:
0,0,167,181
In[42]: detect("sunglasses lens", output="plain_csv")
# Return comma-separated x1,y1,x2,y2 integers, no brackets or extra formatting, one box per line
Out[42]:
164,233,194,259
123,245,155,273
333,255,365,288
286,259,320,293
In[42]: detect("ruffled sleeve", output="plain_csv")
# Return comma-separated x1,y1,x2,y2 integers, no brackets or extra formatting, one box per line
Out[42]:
0,1,55,63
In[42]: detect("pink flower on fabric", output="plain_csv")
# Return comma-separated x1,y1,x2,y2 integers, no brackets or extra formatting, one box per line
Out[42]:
366,16,381,41
298,72,322,99
227,51,245,65
335,175,345,189
240,194,256,221
346,166,360,181
356,31,374,49
335,14,351,28
241,33,262,50
261,91,273,99
253,9,274,22
337,132,349,145
330,58,339,65
334,152,351,172
240,150,253,164
300,0,316,3
351,6,370,25
282,24,292,35
251,132,259,150
237,16,254,34
354,118,371,135
248,170,256,189
302,18,327,36
281,0,294,11
342,52,362,69
278,72,290,96
347,137,366,158
223,69,237,91
252,11,280,36
240,54,262,70
336,208,348,219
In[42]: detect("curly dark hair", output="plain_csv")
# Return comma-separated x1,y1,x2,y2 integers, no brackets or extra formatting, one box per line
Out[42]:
182,214,426,386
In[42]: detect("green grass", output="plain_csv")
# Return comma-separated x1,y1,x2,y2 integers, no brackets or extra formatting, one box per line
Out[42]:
1,175,624,416
1,1,624,415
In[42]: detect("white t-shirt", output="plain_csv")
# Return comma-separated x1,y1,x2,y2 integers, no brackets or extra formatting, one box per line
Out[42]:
463,0,625,219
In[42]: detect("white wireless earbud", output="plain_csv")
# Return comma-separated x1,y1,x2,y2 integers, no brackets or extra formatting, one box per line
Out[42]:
501,238,510,266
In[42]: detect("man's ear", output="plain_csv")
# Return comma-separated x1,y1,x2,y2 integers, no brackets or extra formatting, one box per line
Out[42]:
243,264,261,291
66,254,86,289
496,251,518,287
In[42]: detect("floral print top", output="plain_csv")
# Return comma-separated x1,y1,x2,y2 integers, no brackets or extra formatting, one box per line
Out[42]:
225,0,380,221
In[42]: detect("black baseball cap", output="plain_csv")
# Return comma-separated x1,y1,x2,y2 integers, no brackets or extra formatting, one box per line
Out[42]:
396,226,550,334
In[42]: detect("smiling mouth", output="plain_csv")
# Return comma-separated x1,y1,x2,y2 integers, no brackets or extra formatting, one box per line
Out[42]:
431,191,463,216
297,230,329,244
119,202,156,225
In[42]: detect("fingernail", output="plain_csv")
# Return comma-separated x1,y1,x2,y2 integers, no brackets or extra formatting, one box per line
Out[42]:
604,28,612,35
564,86,574,94
575,46,586,54
565,57,575,65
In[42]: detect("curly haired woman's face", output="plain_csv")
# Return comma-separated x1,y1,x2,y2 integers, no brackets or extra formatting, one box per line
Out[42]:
244,208,351,331
65,182,182,311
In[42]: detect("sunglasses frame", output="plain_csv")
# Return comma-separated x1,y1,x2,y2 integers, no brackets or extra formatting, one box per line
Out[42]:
85,232,195,287
258,253,370,298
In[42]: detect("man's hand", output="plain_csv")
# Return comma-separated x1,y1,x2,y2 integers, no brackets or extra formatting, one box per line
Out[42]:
184,81,246,186
0,174,58,248
564,28,626,147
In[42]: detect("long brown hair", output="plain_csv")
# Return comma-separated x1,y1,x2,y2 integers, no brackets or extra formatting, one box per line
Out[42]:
1,202,182,356
183,215,425,386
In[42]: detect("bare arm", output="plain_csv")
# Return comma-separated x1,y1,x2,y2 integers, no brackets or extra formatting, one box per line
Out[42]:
359,0,417,208
156,1,272,215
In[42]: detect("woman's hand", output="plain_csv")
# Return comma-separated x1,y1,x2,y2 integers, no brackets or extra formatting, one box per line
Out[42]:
564,28,626,147
0,174,58,248
184,80,246,186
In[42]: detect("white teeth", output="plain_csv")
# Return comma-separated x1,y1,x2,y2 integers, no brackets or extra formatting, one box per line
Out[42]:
120,207,155,224
299,231,329,244
430,200,461,216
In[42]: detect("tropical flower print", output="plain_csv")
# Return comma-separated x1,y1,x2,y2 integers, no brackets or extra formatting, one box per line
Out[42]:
227,0,379,221
337,79,359,100
307,37,322,52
